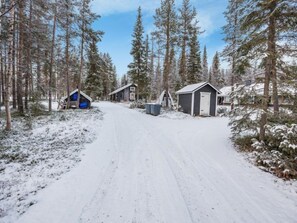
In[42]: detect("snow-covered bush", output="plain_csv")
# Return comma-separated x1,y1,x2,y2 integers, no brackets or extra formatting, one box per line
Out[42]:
217,106,229,116
229,84,297,179
28,92,48,116
129,100,145,109
266,124,297,156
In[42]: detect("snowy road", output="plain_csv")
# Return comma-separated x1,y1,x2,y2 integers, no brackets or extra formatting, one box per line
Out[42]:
17,102,297,223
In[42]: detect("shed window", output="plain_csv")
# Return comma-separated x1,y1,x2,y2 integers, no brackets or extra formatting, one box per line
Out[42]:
130,93,135,100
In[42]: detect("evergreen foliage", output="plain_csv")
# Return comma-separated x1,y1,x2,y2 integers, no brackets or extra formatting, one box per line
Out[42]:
202,46,209,82
210,52,224,88
128,7,148,100
187,28,202,84
85,37,103,99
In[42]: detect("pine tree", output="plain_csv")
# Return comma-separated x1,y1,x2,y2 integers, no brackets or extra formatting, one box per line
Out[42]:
222,0,245,110
153,0,177,106
76,0,103,107
4,0,15,130
128,7,147,101
202,45,208,82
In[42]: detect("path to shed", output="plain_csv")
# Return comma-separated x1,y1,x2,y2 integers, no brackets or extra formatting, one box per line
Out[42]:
17,102,297,223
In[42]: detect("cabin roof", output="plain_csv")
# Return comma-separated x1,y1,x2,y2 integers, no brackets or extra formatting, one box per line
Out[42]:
62,89,92,102
109,83,137,96
176,82,221,94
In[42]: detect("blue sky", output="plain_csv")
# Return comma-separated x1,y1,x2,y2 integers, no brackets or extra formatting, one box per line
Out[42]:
92,0,228,77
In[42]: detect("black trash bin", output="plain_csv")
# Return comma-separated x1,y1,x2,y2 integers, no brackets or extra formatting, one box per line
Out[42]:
151,104,161,116
145,103,152,114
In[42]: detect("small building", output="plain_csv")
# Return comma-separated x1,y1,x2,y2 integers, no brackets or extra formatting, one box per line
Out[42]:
176,82,221,116
218,85,244,105
156,90,175,108
62,89,92,109
109,83,137,102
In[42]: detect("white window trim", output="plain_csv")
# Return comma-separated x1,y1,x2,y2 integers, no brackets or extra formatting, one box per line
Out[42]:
191,92,195,116
215,91,218,116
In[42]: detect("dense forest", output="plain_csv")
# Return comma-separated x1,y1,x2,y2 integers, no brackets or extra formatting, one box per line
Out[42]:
0,0,118,131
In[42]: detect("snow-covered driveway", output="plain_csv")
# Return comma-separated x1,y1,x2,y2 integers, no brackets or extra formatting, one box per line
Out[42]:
17,102,297,223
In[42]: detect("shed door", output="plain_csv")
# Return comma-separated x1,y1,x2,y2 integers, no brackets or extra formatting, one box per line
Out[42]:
200,92,211,116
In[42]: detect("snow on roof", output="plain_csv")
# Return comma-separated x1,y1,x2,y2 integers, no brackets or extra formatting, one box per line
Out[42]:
62,89,92,102
219,85,245,96
176,82,221,94
222,82,296,96
109,83,137,96
219,86,233,97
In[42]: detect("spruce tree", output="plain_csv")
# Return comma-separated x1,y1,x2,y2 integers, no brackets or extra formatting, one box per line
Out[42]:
76,0,103,107
128,7,147,101
211,52,224,88
202,45,208,82
85,37,103,99
187,28,202,84
177,0,197,87
239,0,297,140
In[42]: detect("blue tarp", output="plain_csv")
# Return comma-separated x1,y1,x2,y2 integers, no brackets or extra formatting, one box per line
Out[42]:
79,101,89,109
70,92,78,101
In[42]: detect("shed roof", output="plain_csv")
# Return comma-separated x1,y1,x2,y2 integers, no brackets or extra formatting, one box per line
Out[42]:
176,82,221,94
109,83,137,96
62,89,92,102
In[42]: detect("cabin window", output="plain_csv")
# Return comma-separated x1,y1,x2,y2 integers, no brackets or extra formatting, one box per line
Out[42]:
130,93,135,100
130,87,135,92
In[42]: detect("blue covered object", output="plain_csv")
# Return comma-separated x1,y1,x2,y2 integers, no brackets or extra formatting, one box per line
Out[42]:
79,101,89,109
70,92,78,101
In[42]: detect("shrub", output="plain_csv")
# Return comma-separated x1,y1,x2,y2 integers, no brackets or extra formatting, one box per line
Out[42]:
129,101,145,109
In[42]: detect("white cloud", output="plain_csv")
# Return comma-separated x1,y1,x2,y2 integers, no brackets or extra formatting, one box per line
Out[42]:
197,12,215,38
92,0,161,16
92,0,226,38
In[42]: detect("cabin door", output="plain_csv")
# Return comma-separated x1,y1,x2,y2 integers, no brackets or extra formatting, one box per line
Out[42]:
200,92,211,116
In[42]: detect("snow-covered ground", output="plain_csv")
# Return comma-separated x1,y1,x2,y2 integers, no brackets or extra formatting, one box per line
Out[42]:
2,102,297,223
0,106,103,222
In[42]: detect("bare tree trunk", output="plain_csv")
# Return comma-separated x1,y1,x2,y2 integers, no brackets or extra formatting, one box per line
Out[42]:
36,42,41,94
260,2,277,141
12,9,16,109
17,0,24,114
269,2,279,115
65,1,70,109
4,0,15,130
77,0,86,109
231,70,234,111
0,0,4,110
163,14,171,108
25,0,33,110
49,1,57,112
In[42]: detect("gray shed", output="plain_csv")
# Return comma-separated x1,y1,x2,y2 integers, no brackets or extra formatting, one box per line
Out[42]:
109,83,137,102
176,82,221,116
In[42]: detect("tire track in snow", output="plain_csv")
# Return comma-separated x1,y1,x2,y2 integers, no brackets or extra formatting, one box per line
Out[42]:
136,118,196,223
142,117,286,223
79,111,121,222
